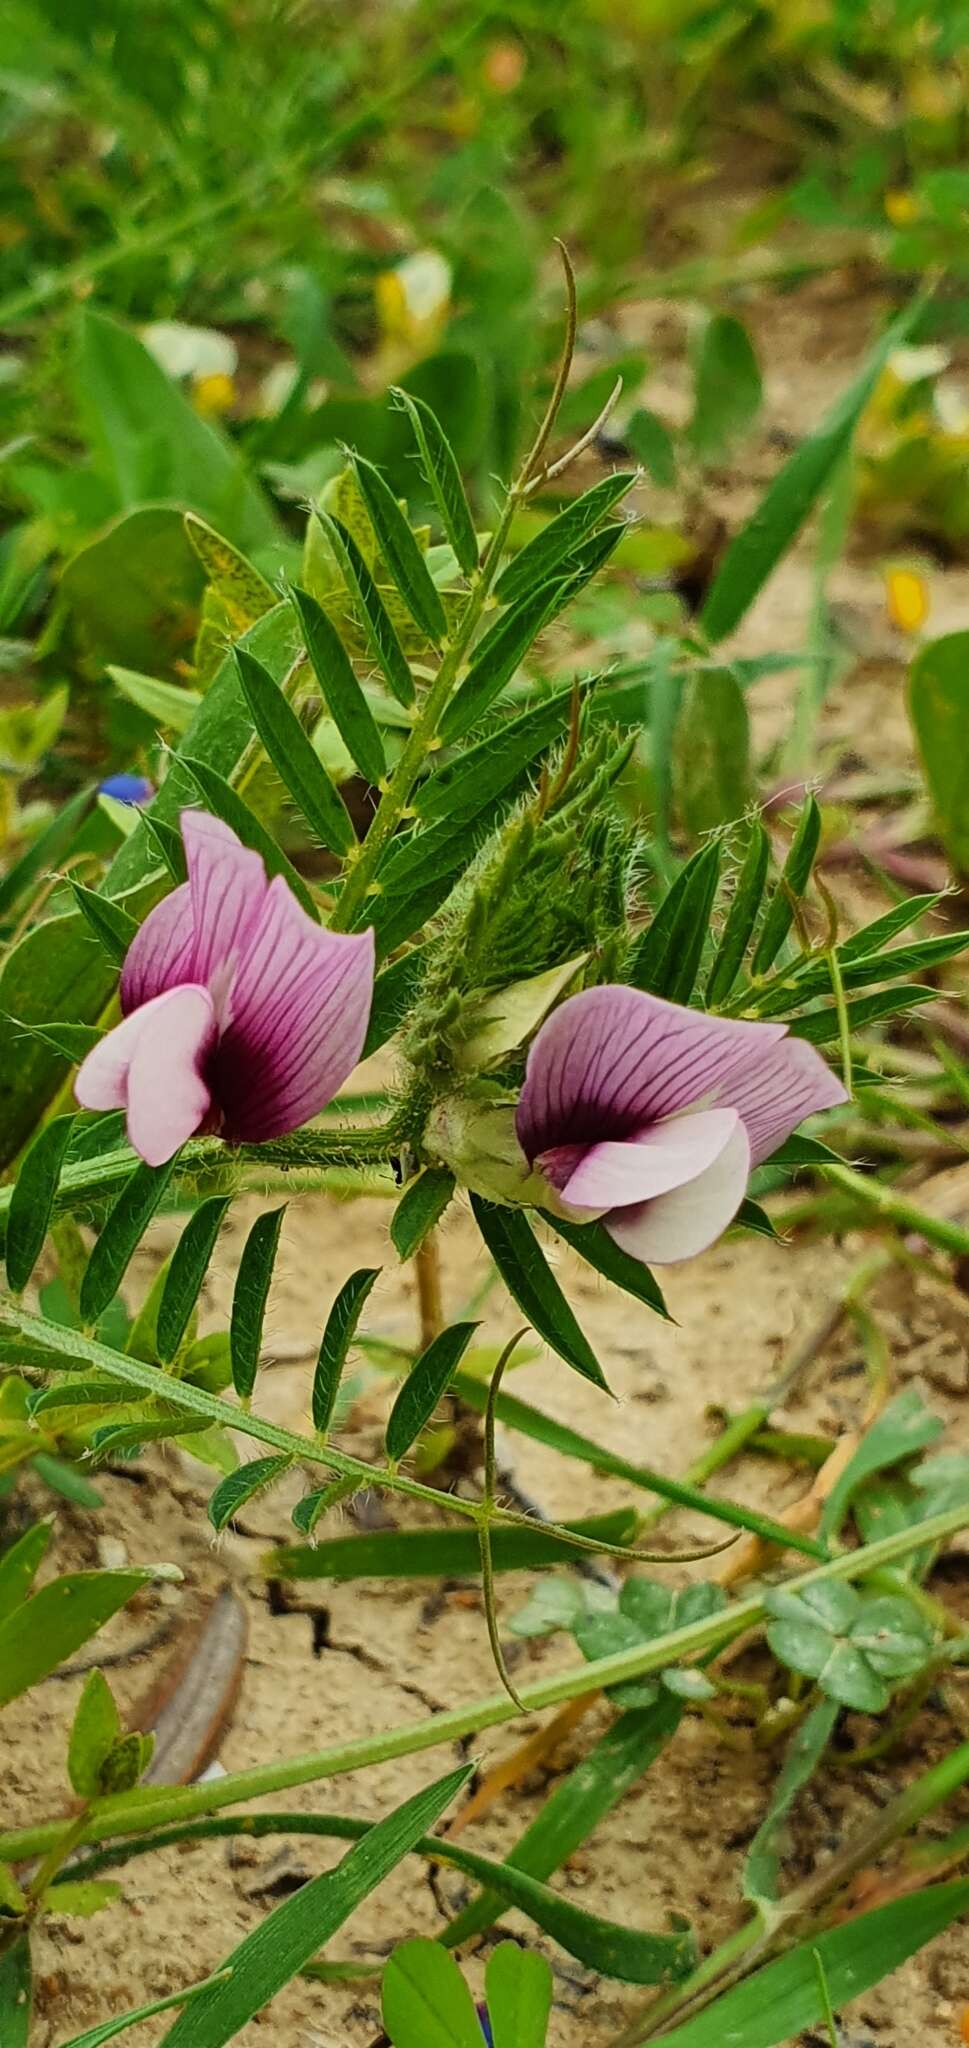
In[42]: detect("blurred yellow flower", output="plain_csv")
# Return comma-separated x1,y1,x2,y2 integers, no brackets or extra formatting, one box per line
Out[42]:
885,190,920,227
192,371,237,417
885,564,929,635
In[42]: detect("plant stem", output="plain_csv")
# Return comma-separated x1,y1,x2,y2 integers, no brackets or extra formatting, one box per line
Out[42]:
2,1502,965,1872
825,1163,969,1258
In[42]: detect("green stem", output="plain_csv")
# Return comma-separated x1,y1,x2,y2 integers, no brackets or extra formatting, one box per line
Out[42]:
825,1163,969,1258
2,1502,965,1872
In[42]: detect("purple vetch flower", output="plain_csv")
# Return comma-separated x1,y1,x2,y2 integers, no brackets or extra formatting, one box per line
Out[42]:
75,809,374,1168
100,772,155,806
516,984,848,1266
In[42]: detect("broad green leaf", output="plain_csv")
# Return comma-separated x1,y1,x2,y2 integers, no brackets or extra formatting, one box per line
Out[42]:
0,1568,151,1709
688,313,762,460
495,472,636,612
908,631,969,872
70,882,139,966
0,785,95,928
107,666,201,733
673,669,750,841
382,1938,482,2048
230,1206,287,1402
75,309,277,552
0,1932,31,2048
59,507,206,675
743,1697,839,1907
819,1390,944,1541
183,514,276,627
68,1669,122,1798
700,297,923,644
392,388,479,576
159,1765,472,2048
235,646,355,857
353,456,447,643
208,1455,292,1534
652,1881,969,2048
385,1321,478,1461
706,821,770,1004
267,1509,638,1583
493,1942,566,2048
391,1170,455,1260
0,1519,52,1625
751,795,821,974
312,1267,381,1435
79,1159,177,1326
291,584,386,786
156,1196,231,1365
445,1697,681,1949
546,1214,669,1320
470,1196,609,1391
439,578,569,742
317,512,415,707
176,756,318,918
5,1112,76,1292
629,842,721,1001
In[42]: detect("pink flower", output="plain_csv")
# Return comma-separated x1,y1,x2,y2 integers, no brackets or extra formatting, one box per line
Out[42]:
76,811,374,1168
516,984,847,1265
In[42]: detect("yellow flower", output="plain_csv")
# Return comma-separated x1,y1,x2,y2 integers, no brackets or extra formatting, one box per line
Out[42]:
885,564,929,635
192,371,236,418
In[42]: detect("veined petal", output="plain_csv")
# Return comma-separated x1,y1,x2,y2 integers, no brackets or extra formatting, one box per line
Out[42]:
552,1107,742,1212
606,1117,750,1266
712,1033,848,1166
212,878,375,1142
76,984,216,1168
182,810,268,986
120,883,196,1012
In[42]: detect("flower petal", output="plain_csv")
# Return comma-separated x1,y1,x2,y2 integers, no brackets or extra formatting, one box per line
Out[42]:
120,883,196,1013
517,984,846,1167
550,1107,742,1212
77,984,217,1168
181,809,268,987
709,1033,848,1166
211,878,375,1142
606,1116,750,1265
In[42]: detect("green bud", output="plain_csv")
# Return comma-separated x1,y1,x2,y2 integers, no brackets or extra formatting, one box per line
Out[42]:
425,1089,574,1213
452,955,586,1074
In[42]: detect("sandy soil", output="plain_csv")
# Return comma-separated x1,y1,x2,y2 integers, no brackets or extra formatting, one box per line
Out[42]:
4,276,969,2047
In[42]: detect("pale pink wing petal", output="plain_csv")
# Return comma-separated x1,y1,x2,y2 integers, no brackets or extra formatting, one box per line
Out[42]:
77,985,216,1167
120,884,196,1012
212,878,375,1142
606,1117,751,1266
552,1107,742,1212
76,1004,159,1111
124,985,217,1167
181,809,268,985
516,985,789,1160
713,1034,849,1166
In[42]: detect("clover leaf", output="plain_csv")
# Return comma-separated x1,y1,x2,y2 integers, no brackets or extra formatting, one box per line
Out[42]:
765,1583,934,1713
573,1576,727,1709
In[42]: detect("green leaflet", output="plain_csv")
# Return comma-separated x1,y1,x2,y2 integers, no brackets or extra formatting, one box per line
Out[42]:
79,1158,177,1326
391,1169,455,1260
158,1766,471,2048
312,1266,381,1435
0,1934,31,2048
494,471,636,611
391,388,479,577
470,1196,609,1391
908,631,969,873
629,842,721,1000
156,1196,231,1365
317,511,415,707
107,665,202,733
208,1455,293,1534
230,1206,287,1402
290,583,386,786
706,821,769,1005
439,577,569,742
385,1320,478,1460
0,1520,52,1626
70,882,139,966
545,1214,669,1319
751,795,821,974
0,1568,153,1710
235,645,355,857
5,1112,77,1293
353,454,447,643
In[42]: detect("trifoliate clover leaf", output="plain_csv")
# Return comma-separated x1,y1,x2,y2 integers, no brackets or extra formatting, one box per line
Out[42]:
573,1575,727,1709
765,1583,934,1713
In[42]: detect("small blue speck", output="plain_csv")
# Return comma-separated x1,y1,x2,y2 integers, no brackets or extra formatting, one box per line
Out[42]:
100,773,155,807
477,2007,493,2046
